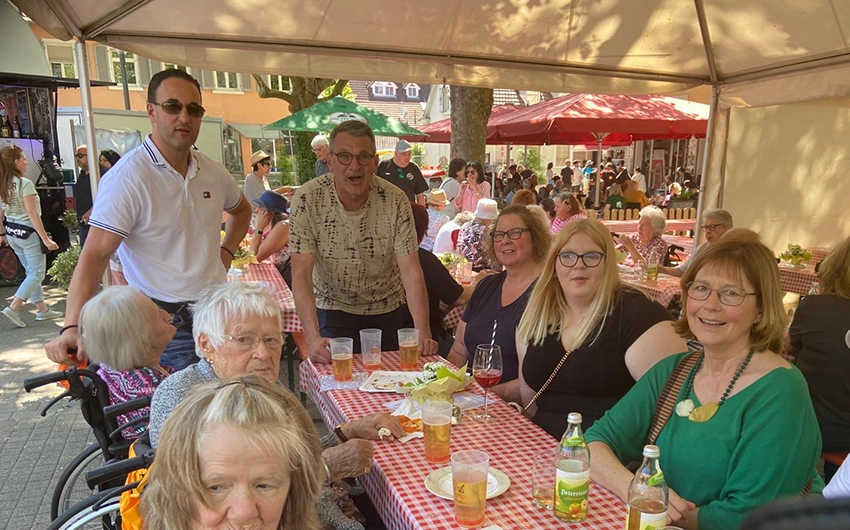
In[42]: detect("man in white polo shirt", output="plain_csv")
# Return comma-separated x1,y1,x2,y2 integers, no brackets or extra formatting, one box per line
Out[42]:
45,69,251,371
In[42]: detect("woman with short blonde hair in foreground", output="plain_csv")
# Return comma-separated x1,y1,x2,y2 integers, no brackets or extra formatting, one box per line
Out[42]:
141,374,324,530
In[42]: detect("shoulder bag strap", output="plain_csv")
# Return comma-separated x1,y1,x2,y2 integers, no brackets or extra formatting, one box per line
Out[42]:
646,352,700,445
522,347,573,415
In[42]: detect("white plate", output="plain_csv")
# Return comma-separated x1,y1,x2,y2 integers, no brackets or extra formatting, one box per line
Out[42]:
425,466,510,500
359,371,424,393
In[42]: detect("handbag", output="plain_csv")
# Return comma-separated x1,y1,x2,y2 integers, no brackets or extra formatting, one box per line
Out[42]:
3,178,51,254
647,352,813,496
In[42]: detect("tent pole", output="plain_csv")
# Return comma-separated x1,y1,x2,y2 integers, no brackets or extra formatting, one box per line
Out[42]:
594,134,603,208
667,140,674,179
693,85,719,247
648,140,655,189
74,38,110,286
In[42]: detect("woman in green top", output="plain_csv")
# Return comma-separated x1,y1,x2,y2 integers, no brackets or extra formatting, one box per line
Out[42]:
604,183,626,212
586,230,823,530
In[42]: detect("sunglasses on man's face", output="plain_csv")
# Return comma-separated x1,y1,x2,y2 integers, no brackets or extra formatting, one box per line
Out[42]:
149,100,206,118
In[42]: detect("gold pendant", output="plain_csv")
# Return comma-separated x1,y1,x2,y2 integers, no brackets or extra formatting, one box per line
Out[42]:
688,402,719,422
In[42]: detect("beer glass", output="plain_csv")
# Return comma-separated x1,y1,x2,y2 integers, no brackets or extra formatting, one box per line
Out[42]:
422,400,452,463
330,337,353,382
531,450,556,510
359,328,382,372
397,328,419,370
452,450,489,527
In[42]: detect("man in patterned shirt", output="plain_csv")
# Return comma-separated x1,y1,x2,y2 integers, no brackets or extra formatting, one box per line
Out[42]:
289,121,437,362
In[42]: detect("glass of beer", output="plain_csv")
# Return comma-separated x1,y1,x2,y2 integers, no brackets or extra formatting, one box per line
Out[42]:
330,337,353,382
422,400,452,464
531,450,556,510
397,328,419,370
452,450,489,527
359,328,382,373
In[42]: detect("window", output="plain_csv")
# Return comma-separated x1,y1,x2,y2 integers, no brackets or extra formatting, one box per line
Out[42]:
268,75,290,91
439,85,451,114
109,48,138,86
163,63,188,72
405,84,420,99
45,42,76,78
371,82,396,97
214,71,242,91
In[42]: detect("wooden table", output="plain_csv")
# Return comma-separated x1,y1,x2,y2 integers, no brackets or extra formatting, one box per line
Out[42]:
300,353,626,530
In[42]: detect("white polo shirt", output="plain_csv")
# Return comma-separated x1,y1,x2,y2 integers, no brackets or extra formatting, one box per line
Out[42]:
89,135,243,302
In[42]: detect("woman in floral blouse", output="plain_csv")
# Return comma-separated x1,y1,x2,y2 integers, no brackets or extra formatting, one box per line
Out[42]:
617,205,668,265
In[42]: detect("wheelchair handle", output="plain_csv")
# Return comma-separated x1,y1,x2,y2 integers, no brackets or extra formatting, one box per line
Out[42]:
85,450,155,489
23,371,69,392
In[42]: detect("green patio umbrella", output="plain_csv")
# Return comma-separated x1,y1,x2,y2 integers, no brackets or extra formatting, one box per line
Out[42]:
265,96,425,137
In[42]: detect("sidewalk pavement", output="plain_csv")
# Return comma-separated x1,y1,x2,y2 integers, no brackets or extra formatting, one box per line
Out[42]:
0,283,327,529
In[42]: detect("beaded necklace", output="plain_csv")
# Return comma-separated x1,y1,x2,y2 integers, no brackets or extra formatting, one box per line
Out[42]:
675,349,755,423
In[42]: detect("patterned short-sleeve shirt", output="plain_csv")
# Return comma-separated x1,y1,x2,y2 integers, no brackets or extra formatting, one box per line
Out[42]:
289,174,417,315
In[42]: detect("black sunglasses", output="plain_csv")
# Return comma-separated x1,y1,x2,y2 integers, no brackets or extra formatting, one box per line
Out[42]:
149,100,206,118
75,153,86,158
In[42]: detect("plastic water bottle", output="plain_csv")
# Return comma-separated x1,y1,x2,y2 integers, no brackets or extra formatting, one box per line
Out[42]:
626,445,668,530
808,281,820,296
554,412,590,522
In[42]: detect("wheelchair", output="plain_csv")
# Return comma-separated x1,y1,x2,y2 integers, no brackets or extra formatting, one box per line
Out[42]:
23,366,153,521
45,434,155,530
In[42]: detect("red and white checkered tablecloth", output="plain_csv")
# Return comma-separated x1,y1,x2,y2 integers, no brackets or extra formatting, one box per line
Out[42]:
602,218,695,234
239,262,304,333
444,307,464,330
778,264,819,296
620,273,682,308
809,247,832,266
301,353,626,530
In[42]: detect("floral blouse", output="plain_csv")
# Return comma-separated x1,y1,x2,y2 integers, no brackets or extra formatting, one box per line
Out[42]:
623,232,668,264
456,220,492,271
421,208,448,252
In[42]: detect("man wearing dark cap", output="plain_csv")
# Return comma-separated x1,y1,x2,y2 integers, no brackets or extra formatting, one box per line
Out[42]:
377,139,428,204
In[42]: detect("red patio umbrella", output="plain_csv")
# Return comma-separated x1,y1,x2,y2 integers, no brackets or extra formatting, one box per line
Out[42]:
401,105,521,143
489,93,709,144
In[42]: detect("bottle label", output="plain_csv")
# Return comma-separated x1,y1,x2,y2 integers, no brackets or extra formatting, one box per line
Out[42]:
626,507,667,530
555,468,589,519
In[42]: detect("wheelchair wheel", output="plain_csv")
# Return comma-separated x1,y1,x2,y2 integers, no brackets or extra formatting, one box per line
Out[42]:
51,443,105,520
46,490,121,530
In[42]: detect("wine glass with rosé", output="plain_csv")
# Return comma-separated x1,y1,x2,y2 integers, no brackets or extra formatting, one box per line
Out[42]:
472,344,503,423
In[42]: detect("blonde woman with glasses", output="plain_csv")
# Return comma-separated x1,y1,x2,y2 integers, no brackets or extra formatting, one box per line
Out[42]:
516,218,685,438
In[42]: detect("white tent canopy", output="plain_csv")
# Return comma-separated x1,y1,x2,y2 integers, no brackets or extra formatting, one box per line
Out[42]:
13,0,850,107
13,0,850,249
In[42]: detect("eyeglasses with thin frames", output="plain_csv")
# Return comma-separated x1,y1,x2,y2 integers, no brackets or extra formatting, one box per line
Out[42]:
333,152,375,166
558,251,605,268
149,100,206,118
492,227,530,242
223,333,284,352
701,223,724,232
686,281,755,306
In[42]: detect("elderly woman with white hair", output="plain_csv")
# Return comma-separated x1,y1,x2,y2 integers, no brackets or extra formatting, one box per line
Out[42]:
617,205,669,265
79,286,174,440
660,208,733,277
312,134,331,177
148,281,404,530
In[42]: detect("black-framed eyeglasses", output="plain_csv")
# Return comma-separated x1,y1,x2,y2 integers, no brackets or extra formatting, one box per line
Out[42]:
686,281,755,306
75,153,86,158
333,152,375,166
701,223,724,232
149,100,206,118
558,251,605,268
223,333,284,352
492,227,530,242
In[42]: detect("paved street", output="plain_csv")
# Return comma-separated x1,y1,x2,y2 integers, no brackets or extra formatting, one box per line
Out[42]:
0,283,325,529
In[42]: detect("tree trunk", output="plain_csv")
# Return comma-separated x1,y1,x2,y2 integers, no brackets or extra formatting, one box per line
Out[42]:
294,131,315,184
449,86,493,164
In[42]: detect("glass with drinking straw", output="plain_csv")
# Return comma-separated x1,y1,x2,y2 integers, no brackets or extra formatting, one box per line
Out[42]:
471,344,502,423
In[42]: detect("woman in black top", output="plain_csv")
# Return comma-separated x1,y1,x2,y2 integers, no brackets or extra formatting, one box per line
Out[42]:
788,237,850,458
516,218,687,438
447,205,551,403
409,203,491,357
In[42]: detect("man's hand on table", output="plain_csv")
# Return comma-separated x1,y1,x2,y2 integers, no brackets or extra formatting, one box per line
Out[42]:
420,335,439,358
323,439,374,480
308,337,332,363
342,413,405,441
